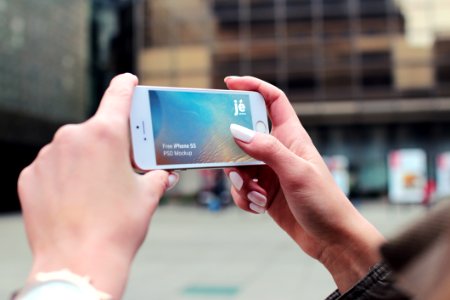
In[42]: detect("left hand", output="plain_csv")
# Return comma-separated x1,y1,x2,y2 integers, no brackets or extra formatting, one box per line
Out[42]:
17,73,178,299
224,76,384,292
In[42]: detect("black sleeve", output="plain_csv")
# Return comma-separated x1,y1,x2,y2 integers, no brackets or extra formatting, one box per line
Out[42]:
326,200,450,300
324,262,410,300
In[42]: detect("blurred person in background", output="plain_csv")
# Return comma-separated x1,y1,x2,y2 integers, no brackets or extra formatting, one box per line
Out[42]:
197,169,231,211
12,74,450,300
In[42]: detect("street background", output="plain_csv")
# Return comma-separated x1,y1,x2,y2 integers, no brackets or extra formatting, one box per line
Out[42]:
1,0,450,299
0,201,425,300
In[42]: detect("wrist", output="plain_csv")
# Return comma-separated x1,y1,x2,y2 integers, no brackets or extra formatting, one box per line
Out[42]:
13,269,112,300
319,217,385,292
29,246,133,300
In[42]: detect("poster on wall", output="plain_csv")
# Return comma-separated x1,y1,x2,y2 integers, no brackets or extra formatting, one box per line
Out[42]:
388,149,427,204
436,152,450,199
324,155,350,196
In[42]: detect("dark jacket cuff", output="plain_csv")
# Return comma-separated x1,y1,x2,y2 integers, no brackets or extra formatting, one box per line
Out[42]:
324,262,409,300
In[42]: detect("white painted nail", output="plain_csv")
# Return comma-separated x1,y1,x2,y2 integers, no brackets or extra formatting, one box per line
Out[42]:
249,203,266,214
230,124,256,143
229,171,244,191
167,173,179,190
224,76,240,82
247,191,267,207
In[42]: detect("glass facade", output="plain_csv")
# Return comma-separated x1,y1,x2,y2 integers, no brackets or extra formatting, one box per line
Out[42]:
0,0,448,201
0,0,143,211
0,0,90,124
140,0,450,103
0,0,90,211
139,0,450,197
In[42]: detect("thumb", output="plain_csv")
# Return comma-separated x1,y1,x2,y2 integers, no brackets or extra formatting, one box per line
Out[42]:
230,124,305,176
140,170,179,201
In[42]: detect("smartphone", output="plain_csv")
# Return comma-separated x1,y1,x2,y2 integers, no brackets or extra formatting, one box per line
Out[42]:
130,85,269,171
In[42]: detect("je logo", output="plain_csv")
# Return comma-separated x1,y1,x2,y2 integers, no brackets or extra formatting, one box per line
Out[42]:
233,99,246,116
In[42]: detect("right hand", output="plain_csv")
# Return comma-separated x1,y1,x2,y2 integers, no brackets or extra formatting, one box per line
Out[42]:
17,74,179,299
224,76,384,292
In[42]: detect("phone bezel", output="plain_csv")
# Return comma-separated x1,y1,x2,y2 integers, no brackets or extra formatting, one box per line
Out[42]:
130,85,269,171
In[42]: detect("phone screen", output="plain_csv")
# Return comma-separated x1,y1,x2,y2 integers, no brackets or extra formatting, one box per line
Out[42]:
148,90,255,165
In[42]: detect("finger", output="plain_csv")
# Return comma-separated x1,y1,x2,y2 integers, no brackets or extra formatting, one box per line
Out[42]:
229,124,308,180
166,172,180,191
230,187,254,214
95,73,138,122
223,166,260,182
139,170,178,202
225,169,268,214
224,76,298,127
224,167,262,192
230,186,267,214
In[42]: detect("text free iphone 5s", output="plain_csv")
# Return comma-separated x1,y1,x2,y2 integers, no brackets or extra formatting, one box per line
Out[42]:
130,86,269,171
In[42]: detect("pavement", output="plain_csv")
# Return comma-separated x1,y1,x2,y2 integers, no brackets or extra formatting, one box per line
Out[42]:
0,200,425,299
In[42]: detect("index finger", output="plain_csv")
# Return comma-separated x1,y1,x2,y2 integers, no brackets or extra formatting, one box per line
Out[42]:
224,76,298,127
95,73,138,121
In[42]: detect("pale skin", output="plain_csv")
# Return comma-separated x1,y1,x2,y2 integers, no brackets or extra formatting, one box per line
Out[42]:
17,74,383,298
17,73,179,299
224,76,385,292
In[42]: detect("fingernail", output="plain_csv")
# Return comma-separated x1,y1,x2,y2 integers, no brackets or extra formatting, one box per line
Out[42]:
124,72,137,79
249,203,266,214
229,171,244,191
167,173,179,190
247,191,267,207
230,124,255,143
224,76,240,82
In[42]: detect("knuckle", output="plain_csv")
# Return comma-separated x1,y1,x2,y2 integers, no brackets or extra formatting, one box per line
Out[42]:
17,164,36,201
89,117,123,146
53,124,81,144
260,135,280,156
279,90,288,100
52,124,90,156
17,166,31,189
36,144,51,160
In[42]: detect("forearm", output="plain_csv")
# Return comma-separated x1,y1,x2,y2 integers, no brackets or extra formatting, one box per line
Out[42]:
321,215,385,293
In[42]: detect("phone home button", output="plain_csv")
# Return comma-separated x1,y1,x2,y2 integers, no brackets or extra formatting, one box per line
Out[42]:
256,121,267,133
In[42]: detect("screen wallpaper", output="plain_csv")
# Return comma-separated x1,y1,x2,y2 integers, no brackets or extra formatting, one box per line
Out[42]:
149,90,255,165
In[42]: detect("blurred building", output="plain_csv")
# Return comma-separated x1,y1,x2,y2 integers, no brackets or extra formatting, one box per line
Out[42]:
0,0,448,208
137,0,214,87
0,0,90,211
138,0,450,197
0,0,137,211
0,0,90,144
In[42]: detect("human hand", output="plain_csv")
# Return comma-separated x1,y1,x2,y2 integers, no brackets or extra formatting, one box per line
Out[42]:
17,74,179,299
224,76,384,292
